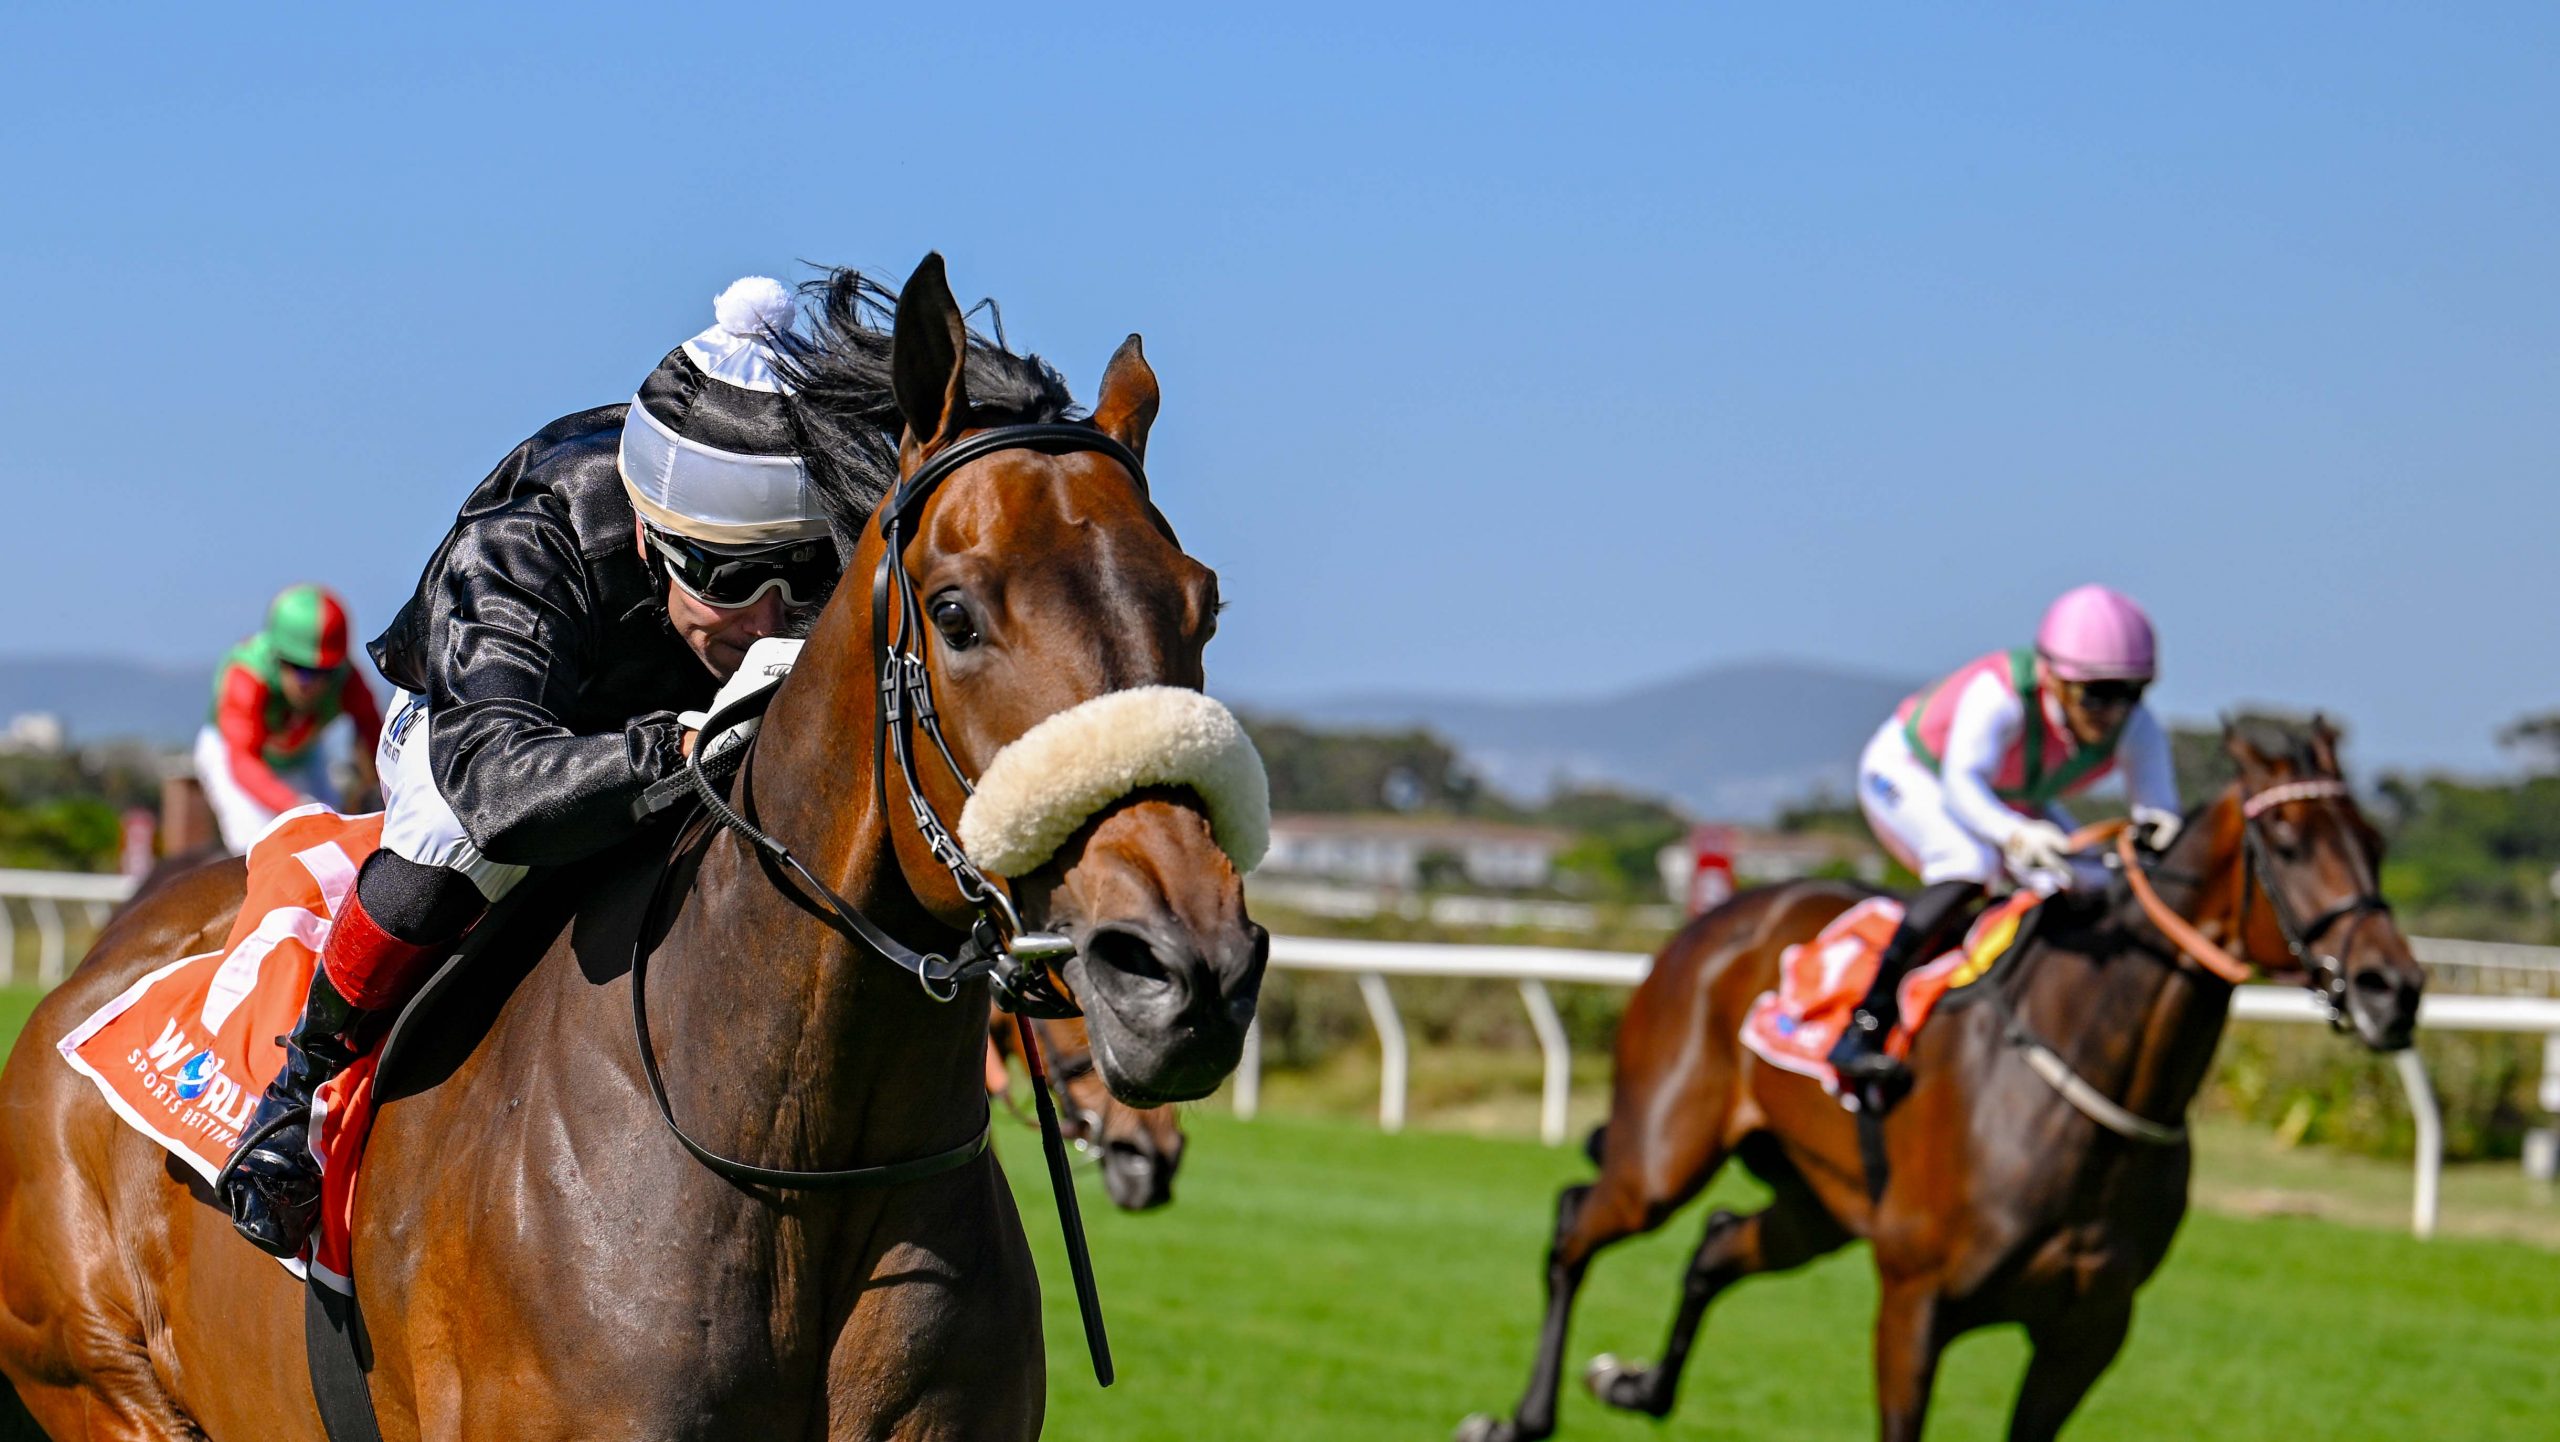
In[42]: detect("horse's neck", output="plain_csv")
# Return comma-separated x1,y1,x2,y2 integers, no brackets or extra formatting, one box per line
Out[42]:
2016,797,2245,1127
645,590,985,1178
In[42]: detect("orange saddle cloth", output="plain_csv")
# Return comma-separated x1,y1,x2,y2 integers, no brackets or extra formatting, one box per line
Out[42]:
58,806,390,1291
1740,891,2039,1095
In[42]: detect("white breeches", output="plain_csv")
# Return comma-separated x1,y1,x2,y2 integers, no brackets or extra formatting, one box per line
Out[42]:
1856,721,2104,894
193,725,338,855
375,690,529,902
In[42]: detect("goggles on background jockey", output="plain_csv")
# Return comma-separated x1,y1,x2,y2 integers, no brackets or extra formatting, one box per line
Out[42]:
645,527,839,610
2065,677,2149,710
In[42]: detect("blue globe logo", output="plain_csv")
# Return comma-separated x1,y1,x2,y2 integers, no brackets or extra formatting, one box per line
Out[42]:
174,1051,219,1102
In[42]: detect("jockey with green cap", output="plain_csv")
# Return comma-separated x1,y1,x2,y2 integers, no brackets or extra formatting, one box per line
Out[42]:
193,584,383,853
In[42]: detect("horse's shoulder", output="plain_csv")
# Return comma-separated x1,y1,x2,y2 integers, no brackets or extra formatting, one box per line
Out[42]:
369,833,679,1105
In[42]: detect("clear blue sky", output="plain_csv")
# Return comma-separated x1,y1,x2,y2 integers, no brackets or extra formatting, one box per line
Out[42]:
5,4,2552,775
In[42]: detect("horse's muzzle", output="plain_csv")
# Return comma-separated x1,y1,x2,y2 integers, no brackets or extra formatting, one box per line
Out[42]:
1070,916,1268,1106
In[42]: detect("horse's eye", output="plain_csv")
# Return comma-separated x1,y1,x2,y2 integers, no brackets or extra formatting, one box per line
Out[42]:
930,594,979,651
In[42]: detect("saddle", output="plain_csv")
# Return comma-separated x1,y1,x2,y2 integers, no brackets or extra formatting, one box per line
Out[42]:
61,808,396,1289
59,806,593,1442
1740,890,2043,1095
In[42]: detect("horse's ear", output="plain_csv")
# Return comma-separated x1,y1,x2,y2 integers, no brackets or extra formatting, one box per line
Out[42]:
1092,333,1159,463
893,253,970,454
2309,713,2343,773
2222,716,2262,770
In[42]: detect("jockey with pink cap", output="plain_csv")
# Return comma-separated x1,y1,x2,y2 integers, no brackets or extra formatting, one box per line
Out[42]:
1827,584,2183,1091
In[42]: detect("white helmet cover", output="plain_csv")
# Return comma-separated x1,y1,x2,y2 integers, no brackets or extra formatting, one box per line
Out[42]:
619,277,829,547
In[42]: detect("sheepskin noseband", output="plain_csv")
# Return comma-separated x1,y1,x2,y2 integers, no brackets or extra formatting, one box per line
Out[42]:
956,686,1270,879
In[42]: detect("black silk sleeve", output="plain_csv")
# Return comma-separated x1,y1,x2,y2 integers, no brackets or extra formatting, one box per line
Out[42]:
421,505,687,865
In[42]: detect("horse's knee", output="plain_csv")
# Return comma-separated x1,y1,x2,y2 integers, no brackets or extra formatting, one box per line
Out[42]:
1551,1182,1592,1235
1688,1209,1745,1264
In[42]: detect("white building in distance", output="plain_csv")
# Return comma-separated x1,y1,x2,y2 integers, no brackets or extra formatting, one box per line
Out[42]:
1258,814,1573,891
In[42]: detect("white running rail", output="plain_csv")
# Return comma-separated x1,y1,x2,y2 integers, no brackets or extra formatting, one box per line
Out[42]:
1,869,2552,1238
1250,932,2560,1240
0,869,137,988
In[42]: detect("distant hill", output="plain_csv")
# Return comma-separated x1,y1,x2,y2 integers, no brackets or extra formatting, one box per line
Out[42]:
7,653,1914,820
0,657,214,748
1248,659,1920,821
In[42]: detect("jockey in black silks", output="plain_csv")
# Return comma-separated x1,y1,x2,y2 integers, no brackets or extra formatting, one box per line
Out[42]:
220,278,847,1258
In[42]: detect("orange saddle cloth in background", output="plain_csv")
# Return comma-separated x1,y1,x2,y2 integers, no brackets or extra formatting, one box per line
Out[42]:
58,805,389,1291
1739,891,2040,1095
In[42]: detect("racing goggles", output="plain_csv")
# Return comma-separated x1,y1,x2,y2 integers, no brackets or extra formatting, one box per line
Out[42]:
2069,677,2149,709
646,528,838,610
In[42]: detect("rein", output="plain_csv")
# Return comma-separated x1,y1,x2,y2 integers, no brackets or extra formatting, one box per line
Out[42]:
628,800,994,1190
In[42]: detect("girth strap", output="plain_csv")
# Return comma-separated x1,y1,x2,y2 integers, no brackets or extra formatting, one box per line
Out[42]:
2011,1036,2188,1145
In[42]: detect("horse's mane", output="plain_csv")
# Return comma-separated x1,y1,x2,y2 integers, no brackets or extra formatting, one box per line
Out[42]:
776,266,1085,551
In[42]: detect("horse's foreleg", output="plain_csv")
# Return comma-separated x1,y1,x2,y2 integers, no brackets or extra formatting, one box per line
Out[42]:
1871,1276,1946,1442
1586,1189,1850,1420
1452,1177,1633,1442
2006,1300,2132,1442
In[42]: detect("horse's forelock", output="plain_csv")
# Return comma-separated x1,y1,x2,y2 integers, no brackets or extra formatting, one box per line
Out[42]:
776,265,1085,556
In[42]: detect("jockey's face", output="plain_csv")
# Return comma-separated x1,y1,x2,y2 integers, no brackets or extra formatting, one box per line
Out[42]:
2053,671,2145,746
637,520,789,680
276,663,329,708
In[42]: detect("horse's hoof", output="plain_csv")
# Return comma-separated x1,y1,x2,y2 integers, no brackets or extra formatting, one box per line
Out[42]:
1583,1354,1663,1415
1452,1413,1514,1442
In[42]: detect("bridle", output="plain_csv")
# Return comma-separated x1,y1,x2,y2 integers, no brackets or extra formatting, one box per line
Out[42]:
1970,774,2394,1150
2234,777,2393,1028
625,420,1153,1386
867,422,1163,1018
628,420,1157,1189
643,422,1160,1028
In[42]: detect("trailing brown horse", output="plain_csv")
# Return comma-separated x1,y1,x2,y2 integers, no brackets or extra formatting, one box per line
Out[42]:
1457,718,2422,1442
0,254,1266,1441
992,1011,1186,1211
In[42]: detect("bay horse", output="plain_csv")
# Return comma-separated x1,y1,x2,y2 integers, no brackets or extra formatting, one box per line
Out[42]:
1457,717,2423,1442
992,1011,1186,1211
0,254,1267,1441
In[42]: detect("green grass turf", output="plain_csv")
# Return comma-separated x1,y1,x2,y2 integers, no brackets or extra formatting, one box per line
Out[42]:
1000,1111,2560,1440
0,986,45,1058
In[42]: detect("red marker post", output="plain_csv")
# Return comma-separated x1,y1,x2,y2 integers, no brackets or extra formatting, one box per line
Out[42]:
1686,824,1736,916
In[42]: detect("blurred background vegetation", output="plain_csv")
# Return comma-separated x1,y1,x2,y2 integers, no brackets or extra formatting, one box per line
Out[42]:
1236,709,2560,1165
2,708,2553,1164
0,747,158,872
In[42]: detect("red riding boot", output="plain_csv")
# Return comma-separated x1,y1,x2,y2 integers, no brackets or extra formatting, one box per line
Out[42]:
217,888,449,1258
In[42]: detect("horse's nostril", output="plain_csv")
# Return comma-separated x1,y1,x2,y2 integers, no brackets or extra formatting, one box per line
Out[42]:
2351,968,2397,995
1087,927,1174,989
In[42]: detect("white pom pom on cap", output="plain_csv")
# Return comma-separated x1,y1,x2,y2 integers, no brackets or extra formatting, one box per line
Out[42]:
712,276,795,339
